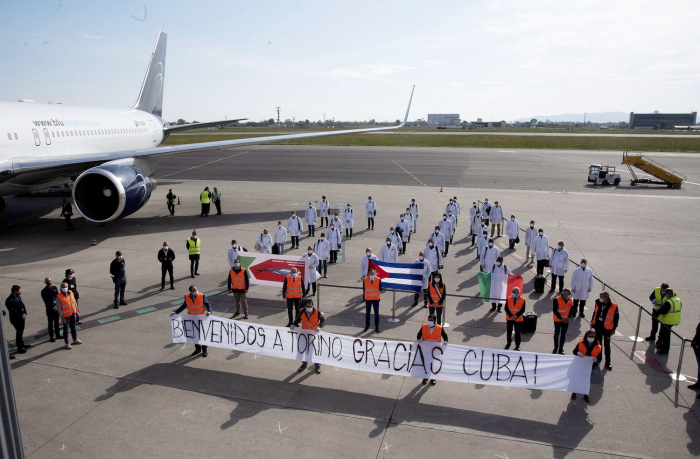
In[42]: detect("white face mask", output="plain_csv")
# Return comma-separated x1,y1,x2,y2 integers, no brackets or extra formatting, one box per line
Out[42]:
434,278,441,283
390,230,395,234
320,237,325,241
61,287,68,293
369,275,375,281
163,246,168,250
292,273,297,278
488,243,493,247
428,321,435,327
306,307,313,314
308,251,313,255
511,218,515,221
497,262,502,266
581,263,586,269
429,243,434,248
192,290,198,296
419,256,424,261
367,253,372,257
435,230,439,234
401,218,404,221
512,293,518,299
387,242,391,246
232,244,237,249
558,246,563,250
539,232,543,236
278,225,282,228
587,337,595,343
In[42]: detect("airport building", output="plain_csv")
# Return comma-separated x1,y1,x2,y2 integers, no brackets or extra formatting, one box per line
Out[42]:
629,111,697,129
428,113,460,127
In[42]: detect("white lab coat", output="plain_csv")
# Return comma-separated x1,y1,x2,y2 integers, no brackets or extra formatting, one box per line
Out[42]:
445,203,457,215
257,233,272,254
469,206,478,219
424,245,442,272
344,208,355,229
319,200,330,218
387,231,401,248
227,246,245,268
524,226,538,247
428,231,446,252
305,206,318,225
365,200,376,218
274,226,287,244
327,227,342,248
533,234,550,260
447,215,456,234
481,245,500,271
380,243,399,263
314,239,330,260
491,263,512,275
438,218,453,238
476,235,490,258
481,202,492,219
570,266,594,300
454,200,461,216
416,257,432,289
287,216,303,236
471,216,482,235
360,254,379,277
478,224,489,238
490,205,503,225
329,217,343,232
396,219,411,241
550,248,569,276
408,203,419,221
403,213,413,231
505,219,519,239
302,253,321,287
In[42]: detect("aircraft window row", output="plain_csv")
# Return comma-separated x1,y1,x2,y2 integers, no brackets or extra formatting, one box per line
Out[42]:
44,127,147,138
6,133,19,140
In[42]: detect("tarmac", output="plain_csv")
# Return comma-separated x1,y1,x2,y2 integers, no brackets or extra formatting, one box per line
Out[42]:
1,145,699,458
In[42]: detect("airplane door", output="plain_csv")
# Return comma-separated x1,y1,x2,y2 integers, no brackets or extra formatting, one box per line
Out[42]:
43,128,51,145
32,128,41,146
148,120,157,142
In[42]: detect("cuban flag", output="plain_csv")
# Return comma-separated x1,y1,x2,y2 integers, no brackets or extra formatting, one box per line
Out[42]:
368,259,424,292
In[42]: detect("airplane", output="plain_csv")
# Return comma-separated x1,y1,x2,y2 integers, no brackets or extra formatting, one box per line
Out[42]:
0,31,414,221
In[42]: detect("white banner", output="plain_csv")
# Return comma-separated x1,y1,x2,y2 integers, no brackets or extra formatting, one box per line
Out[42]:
171,315,593,394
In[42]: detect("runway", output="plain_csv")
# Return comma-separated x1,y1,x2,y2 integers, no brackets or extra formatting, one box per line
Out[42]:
172,131,700,138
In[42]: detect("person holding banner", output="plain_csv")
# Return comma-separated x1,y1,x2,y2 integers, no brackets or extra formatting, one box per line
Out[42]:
504,287,525,350
287,212,303,250
227,259,250,319
292,298,325,373
282,268,303,327
428,273,447,325
344,204,354,239
412,251,432,308
302,246,320,296
171,285,212,357
363,268,383,333
360,248,378,279
571,329,602,402
417,313,448,386
553,288,573,354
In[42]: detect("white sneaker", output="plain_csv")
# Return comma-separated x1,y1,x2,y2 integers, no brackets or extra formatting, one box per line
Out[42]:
65,343,72,350
72,339,82,345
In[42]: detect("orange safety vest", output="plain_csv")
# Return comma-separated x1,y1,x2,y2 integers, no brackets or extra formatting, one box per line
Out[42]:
230,268,246,291
57,291,77,318
421,323,443,342
286,275,302,299
301,309,320,329
364,277,381,301
429,283,445,308
185,293,206,315
577,339,602,359
553,296,572,322
593,301,618,330
506,296,524,322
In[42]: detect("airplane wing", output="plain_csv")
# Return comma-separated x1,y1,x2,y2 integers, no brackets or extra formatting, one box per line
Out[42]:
163,118,248,133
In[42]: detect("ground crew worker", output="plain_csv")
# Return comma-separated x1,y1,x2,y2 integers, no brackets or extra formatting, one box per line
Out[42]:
212,187,222,215
287,211,303,249
412,251,432,307
109,251,127,308
525,221,537,263
199,187,211,217
57,282,81,350
570,259,593,318
62,268,81,324
5,285,30,354
283,268,303,326
170,285,211,357
363,268,383,333
381,237,399,263
504,287,525,351
186,230,201,278
549,241,569,294
292,298,325,373
274,221,288,255
534,228,550,276
60,198,74,231
553,288,573,354
305,202,318,237
344,204,354,239
408,199,419,233
157,241,176,291
591,291,619,369
166,189,177,216
360,248,378,279
228,259,250,319
417,313,448,386
319,196,330,228
645,283,669,342
571,329,602,403
365,196,377,230
490,200,503,237
505,215,519,249
653,288,682,355
428,272,447,326
689,316,700,394
257,229,272,254
41,278,61,342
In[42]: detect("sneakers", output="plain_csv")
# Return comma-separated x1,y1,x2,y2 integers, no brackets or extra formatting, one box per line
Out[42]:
644,336,656,342
73,339,82,345
430,379,437,386
65,343,72,350
422,378,428,385
315,367,321,374
298,365,307,373
514,347,521,351
605,363,612,371
583,395,591,403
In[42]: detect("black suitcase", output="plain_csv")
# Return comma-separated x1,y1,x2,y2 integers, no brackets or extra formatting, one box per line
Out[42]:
271,243,279,255
534,275,546,293
523,313,538,333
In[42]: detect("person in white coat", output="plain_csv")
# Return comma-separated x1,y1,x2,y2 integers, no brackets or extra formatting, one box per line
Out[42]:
380,237,399,263
490,256,512,312
360,248,379,279
481,239,500,273
343,204,354,239
549,241,569,294
319,196,330,228
524,221,538,263
445,200,457,220
365,197,377,230
408,199,419,233
403,208,414,242
227,240,246,268
505,215,519,249
471,211,482,246
476,230,490,262
287,212,304,249
490,201,504,237
447,211,457,242
412,251,432,307
533,229,550,276
429,226,447,256
396,215,411,254
330,212,343,234
302,246,320,296
438,214,453,252
314,233,331,278
469,202,478,229
304,202,318,237
387,227,401,253
454,196,462,224
327,223,342,264
570,259,594,318
481,198,492,226
274,221,288,255
256,229,272,254
424,240,443,276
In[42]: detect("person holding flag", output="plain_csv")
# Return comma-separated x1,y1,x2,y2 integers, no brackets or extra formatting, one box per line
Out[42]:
428,272,447,326
490,256,511,312
362,268,383,333
417,313,448,386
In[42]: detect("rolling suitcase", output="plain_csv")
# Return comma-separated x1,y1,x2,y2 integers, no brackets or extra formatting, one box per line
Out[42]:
523,312,538,333
534,275,546,293
271,243,279,255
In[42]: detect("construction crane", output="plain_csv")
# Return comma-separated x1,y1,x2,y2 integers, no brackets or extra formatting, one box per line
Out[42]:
622,151,686,188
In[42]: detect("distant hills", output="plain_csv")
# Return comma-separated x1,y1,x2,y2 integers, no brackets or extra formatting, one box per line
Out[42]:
515,111,628,123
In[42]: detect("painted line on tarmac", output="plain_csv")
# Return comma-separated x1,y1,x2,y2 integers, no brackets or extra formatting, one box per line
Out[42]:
97,315,121,324
633,350,697,383
391,159,444,199
157,151,249,179
136,306,157,314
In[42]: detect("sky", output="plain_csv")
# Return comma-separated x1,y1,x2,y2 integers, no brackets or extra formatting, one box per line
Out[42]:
1,0,699,123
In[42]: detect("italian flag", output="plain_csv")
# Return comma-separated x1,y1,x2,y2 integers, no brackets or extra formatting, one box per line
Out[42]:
478,272,524,305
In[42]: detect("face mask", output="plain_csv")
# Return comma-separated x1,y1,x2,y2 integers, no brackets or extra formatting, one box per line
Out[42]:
488,243,493,247
435,230,439,234
587,337,595,343
61,287,68,293
443,217,447,221
428,321,435,327
192,290,198,296
390,230,395,234
367,252,372,257
419,256,424,261
309,205,312,208
306,307,313,314
401,218,404,221
539,232,543,236
511,218,515,221
347,206,351,209
581,263,586,269
387,242,391,246
330,227,335,230
292,215,296,218
278,225,282,228
308,251,313,255
233,263,240,268
512,294,518,299
497,262,502,266
232,244,237,249
434,278,441,283
320,237,325,241
558,246,563,250
429,243,434,248
370,275,375,281
530,225,534,228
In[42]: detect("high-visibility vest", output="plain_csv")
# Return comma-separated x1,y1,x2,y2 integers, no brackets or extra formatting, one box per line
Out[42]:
577,339,602,359
593,301,618,330
421,323,443,342
213,191,221,201
658,296,682,326
553,296,572,322
429,283,445,308
167,193,176,204
364,276,381,301
187,237,201,255
230,268,246,291
653,287,664,311
286,275,302,299
200,190,210,204
185,293,206,315
57,291,77,318
301,309,319,329
506,296,525,322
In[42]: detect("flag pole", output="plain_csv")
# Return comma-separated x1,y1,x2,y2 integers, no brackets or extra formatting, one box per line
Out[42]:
442,296,450,328
387,289,400,323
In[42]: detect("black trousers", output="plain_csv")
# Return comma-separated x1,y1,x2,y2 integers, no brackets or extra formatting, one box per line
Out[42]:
413,289,428,305
214,200,222,214
286,298,301,324
46,308,61,340
63,313,77,343
471,234,476,246
694,345,700,379
550,275,564,292
554,322,569,351
429,306,443,325
330,250,338,263
595,328,613,363
536,259,547,276
161,265,174,288
444,241,450,256
11,319,25,349
190,256,200,275
194,344,208,352
506,320,522,347
291,236,299,248
113,277,126,304
648,316,659,338
201,203,210,216
658,324,673,353
365,300,380,328
167,203,175,215
308,224,315,237
345,228,353,239
509,238,516,249
367,217,374,229
573,299,586,315
64,216,74,230
320,216,328,227
304,282,317,296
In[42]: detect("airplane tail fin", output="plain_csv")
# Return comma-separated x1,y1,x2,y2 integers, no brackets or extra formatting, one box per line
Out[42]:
133,31,167,117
